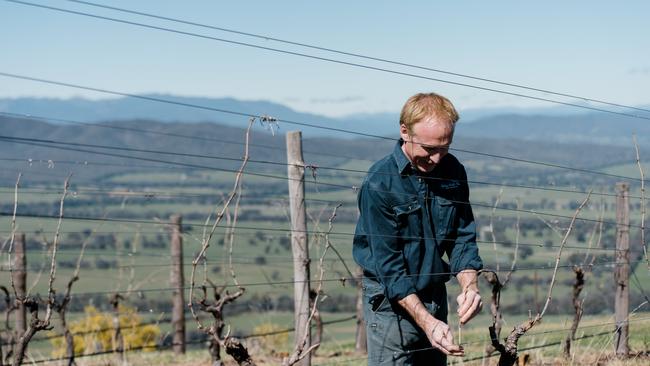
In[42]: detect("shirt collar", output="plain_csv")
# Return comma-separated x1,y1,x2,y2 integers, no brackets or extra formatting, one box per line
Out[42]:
393,138,412,175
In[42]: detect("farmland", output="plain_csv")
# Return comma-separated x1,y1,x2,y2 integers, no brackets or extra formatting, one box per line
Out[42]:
1,116,649,365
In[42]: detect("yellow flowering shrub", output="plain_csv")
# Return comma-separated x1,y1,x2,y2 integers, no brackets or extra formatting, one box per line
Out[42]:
251,322,289,352
50,305,160,357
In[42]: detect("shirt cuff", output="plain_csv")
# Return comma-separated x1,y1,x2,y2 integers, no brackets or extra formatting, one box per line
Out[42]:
385,276,418,302
452,259,484,276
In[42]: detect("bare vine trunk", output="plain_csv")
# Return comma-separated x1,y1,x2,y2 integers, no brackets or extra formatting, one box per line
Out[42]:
59,310,76,366
483,271,503,364
12,299,40,366
110,294,125,365
209,338,223,366
224,337,255,365
563,266,584,358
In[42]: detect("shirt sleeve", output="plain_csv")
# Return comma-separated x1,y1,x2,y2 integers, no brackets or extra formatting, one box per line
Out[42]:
357,182,417,302
447,167,483,274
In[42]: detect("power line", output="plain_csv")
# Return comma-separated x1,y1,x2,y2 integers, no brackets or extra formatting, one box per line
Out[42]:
0,134,293,168
451,147,644,183
630,268,650,304
9,260,643,299
1,132,645,201
0,211,633,251
25,249,357,262
457,330,615,363
5,0,650,121
0,138,639,229
0,72,645,185
0,111,369,162
4,338,204,365
10,315,357,365
7,313,355,346
0,136,537,203
0,261,331,272
402,310,650,361
0,136,343,189
12,316,172,345
0,70,379,138
1,226,625,259
13,312,646,365
7,110,640,198
61,0,650,117
0,184,624,214
310,329,617,365
0,137,627,198
458,313,650,347
3,252,627,272
0,185,353,204
0,257,352,270
0,156,204,172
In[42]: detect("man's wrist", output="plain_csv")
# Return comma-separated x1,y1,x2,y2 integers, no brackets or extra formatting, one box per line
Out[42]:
457,269,479,292
398,293,436,330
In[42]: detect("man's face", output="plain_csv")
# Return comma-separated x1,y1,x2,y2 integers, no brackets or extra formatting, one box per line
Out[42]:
400,116,454,173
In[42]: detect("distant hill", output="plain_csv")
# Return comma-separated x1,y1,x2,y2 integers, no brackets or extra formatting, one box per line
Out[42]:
0,95,391,139
2,96,650,145
0,115,643,188
457,112,650,146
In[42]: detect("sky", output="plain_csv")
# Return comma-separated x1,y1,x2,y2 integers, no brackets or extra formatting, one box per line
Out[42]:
1,0,649,117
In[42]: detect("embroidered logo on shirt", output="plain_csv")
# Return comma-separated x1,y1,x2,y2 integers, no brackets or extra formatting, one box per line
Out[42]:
439,181,461,190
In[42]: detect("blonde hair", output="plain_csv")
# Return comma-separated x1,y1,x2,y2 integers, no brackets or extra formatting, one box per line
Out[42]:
399,93,459,133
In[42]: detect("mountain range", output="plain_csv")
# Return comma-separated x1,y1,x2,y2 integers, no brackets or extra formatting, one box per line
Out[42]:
1,95,649,146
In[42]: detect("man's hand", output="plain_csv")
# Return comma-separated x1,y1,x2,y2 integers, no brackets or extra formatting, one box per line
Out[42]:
456,288,482,324
398,294,464,356
456,270,482,325
424,319,464,356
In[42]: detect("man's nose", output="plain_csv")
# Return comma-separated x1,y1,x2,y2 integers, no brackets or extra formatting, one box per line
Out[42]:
430,151,447,163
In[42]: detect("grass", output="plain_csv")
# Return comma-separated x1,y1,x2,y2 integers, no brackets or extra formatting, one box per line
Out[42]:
20,311,650,365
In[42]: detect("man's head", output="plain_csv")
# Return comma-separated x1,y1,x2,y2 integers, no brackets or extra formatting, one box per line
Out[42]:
399,93,459,173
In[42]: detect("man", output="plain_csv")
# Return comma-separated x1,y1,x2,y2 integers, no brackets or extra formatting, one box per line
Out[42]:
353,93,483,365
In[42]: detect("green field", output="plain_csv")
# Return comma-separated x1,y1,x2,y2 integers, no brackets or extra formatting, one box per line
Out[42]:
2,155,650,365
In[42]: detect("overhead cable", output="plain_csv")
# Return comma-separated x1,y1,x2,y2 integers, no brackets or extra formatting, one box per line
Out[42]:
4,0,650,120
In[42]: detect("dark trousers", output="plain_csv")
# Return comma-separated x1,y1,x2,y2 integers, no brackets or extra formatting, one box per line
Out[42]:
362,276,448,366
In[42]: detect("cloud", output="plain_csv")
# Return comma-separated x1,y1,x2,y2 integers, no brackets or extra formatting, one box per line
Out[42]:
309,96,365,104
283,97,302,103
628,67,650,75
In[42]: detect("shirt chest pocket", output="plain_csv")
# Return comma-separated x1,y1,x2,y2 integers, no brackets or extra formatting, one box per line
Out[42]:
392,201,423,243
435,196,457,237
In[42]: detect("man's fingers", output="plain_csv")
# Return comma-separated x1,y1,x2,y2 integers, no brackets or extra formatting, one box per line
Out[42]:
441,330,465,356
456,292,469,315
430,323,465,356
470,293,482,313
432,341,452,355
460,293,483,324
434,337,464,356
458,293,479,323
459,296,480,324
429,331,452,355
440,338,464,356
457,290,477,317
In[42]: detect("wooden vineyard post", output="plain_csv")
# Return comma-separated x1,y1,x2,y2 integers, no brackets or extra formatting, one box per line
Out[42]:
170,214,186,355
286,131,311,366
614,182,630,357
355,266,367,353
13,233,27,337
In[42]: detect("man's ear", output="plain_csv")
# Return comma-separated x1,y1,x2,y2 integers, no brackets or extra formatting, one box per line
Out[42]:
399,124,410,141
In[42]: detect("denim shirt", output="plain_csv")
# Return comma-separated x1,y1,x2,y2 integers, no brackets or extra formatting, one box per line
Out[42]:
353,139,483,302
